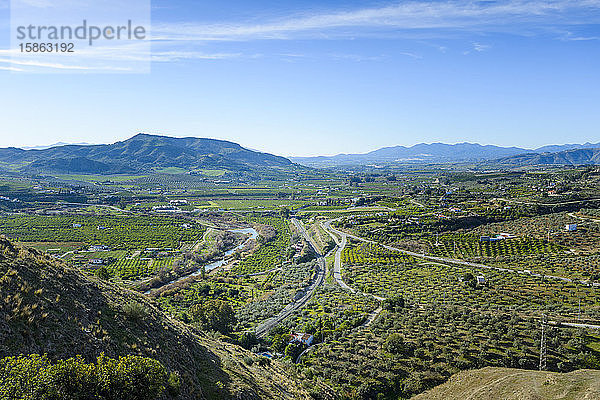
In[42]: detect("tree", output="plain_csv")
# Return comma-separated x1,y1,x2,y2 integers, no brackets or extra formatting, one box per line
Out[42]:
462,273,477,288
94,265,111,280
284,341,304,361
190,299,236,334
270,333,290,353
383,295,405,312
383,333,407,355
238,332,258,350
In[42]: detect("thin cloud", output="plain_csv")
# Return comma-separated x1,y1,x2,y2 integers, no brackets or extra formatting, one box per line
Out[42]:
473,42,491,52
153,0,600,42
0,65,24,71
151,51,243,62
0,57,133,71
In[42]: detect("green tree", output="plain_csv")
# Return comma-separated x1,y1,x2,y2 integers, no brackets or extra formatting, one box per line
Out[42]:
382,295,405,312
383,333,407,355
190,299,236,334
0,353,169,400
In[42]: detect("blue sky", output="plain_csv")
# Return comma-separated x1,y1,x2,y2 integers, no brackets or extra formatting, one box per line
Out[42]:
0,0,599,156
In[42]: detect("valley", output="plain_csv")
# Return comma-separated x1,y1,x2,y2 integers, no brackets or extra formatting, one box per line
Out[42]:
2,141,600,399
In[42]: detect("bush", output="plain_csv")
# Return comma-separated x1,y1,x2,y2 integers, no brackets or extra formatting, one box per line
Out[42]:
242,356,254,366
238,332,258,350
383,333,407,355
123,301,148,321
382,295,405,312
167,371,181,396
190,299,236,334
0,353,168,400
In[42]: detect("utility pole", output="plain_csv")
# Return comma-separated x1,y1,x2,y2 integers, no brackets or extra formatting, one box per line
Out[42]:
539,313,547,371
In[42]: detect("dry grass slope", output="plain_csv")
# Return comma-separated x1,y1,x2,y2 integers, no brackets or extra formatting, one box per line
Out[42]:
412,367,600,400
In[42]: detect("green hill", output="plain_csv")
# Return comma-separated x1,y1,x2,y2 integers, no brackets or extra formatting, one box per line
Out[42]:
0,236,310,399
412,367,600,400
496,148,600,166
0,133,295,174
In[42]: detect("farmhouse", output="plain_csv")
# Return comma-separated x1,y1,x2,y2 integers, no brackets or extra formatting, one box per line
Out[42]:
89,245,109,251
476,276,486,285
169,199,188,206
565,224,578,232
290,333,314,346
152,205,181,213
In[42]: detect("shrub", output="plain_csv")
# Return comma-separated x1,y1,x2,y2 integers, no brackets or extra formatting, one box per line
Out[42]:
238,332,258,350
190,299,236,334
383,333,407,355
0,353,167,400
123,301,148,321
167,371,181,396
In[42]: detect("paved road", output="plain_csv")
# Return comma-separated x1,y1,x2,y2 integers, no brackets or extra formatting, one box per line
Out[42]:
255,219,326,338
554,321,600,330
409,199,427,208
322,219,385,327
333,233,355,292
568,212,600,223
494,197,600,207
325,220,600,288
324,218,600,330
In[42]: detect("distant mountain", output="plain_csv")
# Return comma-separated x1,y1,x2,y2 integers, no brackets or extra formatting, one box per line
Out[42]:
20,142,94,150
535,142,600,153
291,142,600,167
496,148,600,166
0,133,294,175
291,143,529,166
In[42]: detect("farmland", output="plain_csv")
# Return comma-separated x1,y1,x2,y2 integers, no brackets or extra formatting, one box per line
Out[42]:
0,214,206,250
2,165,600,399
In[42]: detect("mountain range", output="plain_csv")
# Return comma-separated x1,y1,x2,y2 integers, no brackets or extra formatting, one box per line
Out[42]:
496,147,600,166
291,142,600,167
2,134,600,175
0,133,293,175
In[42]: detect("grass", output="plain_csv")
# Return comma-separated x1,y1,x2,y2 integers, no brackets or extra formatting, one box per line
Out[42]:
153,167,189,174
412,367,600,400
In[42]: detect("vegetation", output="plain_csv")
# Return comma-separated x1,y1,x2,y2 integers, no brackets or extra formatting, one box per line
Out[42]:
0,353,170,400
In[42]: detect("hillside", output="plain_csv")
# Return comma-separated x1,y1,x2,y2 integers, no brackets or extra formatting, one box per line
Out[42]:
0,236,311,400
496,148,600,166
412,367,600,400
0,133,294,174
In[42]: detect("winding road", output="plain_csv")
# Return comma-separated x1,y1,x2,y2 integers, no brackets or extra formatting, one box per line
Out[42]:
324,219,600,288
322,219,385,325
322,216,600,329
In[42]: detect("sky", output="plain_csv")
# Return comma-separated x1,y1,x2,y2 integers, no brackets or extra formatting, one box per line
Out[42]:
0,0,599,156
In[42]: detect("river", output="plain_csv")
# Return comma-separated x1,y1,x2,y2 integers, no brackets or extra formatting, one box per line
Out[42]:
145,227,258,293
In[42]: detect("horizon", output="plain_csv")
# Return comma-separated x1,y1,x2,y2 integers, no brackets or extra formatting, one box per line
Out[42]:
6,132,600,158
1,0,599,155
